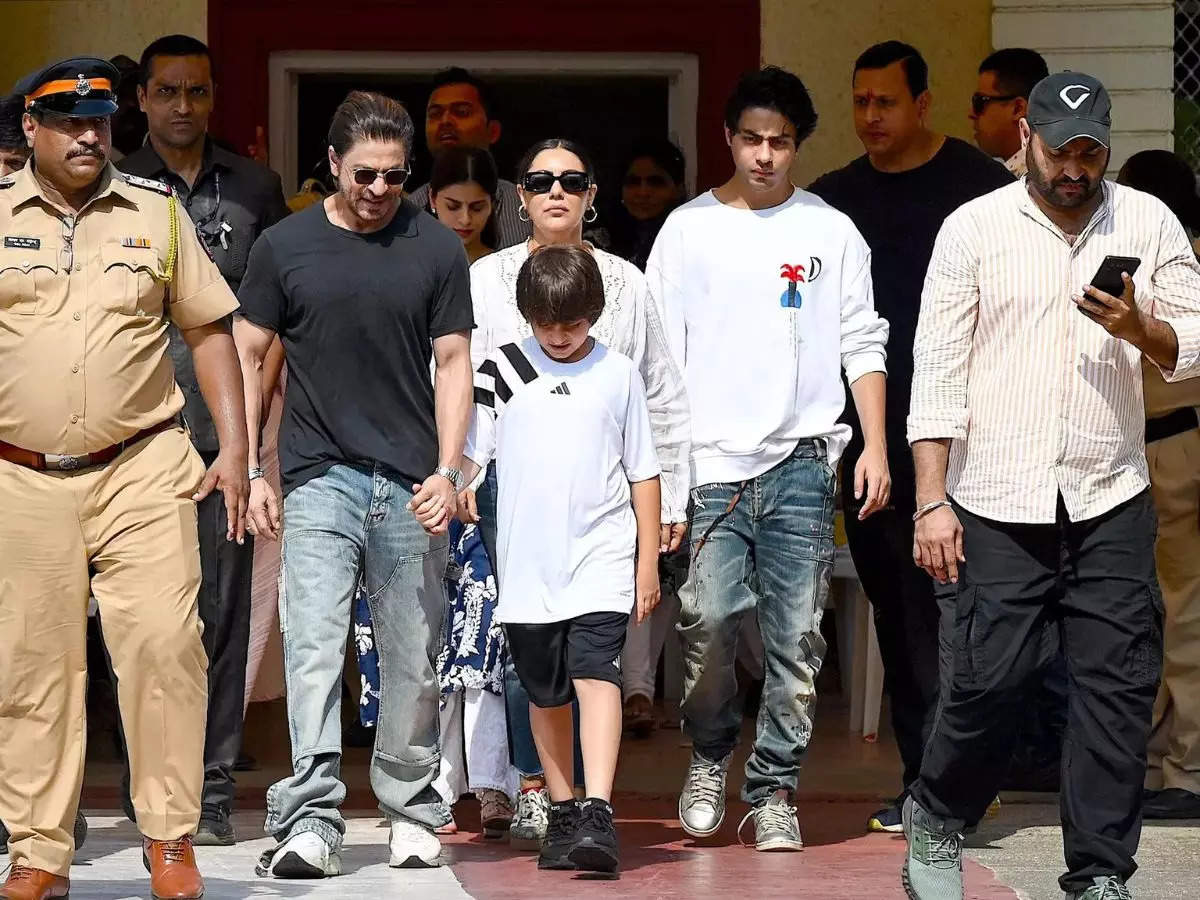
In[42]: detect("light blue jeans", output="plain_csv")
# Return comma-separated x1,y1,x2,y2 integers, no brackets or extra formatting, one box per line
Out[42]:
263,464,451,853
679,440,835,805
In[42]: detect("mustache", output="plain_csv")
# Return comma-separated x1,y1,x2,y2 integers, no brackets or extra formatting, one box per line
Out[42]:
67,146,105,160
1053,174,1091,187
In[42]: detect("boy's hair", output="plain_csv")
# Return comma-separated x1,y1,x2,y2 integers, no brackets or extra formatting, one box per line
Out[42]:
516,246,606,327
723,66,817,145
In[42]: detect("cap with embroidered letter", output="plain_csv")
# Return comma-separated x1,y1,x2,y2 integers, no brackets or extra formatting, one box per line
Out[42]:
1026,72,1111,149
14,57,120,118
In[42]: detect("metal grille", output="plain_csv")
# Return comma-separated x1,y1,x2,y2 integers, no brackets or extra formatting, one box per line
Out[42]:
1176,1,1200,167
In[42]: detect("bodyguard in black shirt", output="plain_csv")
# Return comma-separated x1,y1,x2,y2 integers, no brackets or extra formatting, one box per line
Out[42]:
115,34,288,845
235,91,473,878
808,41,1012,833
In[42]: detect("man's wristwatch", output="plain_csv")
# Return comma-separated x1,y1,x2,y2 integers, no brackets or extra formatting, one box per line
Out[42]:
435,466,464,490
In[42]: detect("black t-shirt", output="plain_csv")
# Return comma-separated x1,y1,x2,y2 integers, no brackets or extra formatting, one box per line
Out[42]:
809,137,1013,460
238,200,474,494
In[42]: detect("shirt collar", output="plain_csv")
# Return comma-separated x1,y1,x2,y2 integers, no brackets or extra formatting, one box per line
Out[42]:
128,135,228,183
1018,177,1113,245
10,159,125,211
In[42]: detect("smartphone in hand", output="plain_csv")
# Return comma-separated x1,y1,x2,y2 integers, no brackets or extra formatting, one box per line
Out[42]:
1084,255,1141,304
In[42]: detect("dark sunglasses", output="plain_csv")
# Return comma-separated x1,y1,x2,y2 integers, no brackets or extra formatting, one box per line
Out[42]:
351,166,410,187
623,173,672,189
971,93,1019,115
522,170,591,194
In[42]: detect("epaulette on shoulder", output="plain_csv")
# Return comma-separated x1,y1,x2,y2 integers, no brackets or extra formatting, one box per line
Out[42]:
0,175,15,189
122,173,173,196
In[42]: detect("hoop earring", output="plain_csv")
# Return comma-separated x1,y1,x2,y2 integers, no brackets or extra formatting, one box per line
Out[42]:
583,205,598,224
517,205,531,223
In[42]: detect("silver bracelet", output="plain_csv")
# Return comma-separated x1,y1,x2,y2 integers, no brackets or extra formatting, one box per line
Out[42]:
248,467,265,482
912,499,951,522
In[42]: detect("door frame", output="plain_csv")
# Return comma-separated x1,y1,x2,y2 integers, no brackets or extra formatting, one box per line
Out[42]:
269,50,699,194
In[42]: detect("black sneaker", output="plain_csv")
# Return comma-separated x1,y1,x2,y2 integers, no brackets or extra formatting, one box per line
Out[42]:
1143,787,1200,820
194,803,236,846
537,800,580,870
567,798,619,873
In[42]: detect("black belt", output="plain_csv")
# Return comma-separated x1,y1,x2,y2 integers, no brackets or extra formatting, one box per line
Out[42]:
1145,407,1199,444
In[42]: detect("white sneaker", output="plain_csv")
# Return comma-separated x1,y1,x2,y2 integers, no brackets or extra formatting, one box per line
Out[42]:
389,817,442,868
259,831,342,878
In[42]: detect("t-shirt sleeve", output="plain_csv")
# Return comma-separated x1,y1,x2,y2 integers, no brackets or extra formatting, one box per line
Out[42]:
464,353,500,470
429,241,475,339
622,363,661,483
168,201,239,329
236,230,286,333
644,215,686,372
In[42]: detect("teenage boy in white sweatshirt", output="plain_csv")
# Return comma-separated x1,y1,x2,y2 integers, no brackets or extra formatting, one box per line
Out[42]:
647,66,891,850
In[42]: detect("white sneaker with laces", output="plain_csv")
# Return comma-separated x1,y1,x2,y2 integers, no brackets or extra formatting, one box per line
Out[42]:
259,831,342,878
389,817,442,868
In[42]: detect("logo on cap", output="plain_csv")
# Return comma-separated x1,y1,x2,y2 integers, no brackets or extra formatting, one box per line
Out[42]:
1059,85,1092,110
74,74,90,96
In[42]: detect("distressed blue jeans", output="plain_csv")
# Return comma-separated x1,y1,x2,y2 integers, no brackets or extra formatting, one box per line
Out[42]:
263,464,450,854
679,440,835,805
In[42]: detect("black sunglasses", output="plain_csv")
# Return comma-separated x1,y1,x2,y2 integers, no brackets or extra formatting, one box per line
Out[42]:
971,93,1019,116
522,170,591,194
351,166,410,187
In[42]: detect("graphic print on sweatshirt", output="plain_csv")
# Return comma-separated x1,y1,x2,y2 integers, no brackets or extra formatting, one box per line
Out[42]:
779,257,823,309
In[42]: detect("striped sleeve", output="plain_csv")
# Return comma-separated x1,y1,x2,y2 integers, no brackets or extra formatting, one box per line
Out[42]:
464,342,539,470
1148,210,1200,382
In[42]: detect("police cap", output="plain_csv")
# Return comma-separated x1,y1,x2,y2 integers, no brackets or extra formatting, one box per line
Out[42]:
14,57,120,118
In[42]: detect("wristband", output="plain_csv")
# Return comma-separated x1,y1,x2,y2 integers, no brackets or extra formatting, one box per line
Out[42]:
912,499,951,522
248,467,265,482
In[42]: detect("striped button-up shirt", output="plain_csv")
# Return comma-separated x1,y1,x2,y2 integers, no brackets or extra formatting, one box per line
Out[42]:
908,179,1200,524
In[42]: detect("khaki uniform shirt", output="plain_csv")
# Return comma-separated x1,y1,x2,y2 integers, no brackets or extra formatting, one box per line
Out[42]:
0,161,238,455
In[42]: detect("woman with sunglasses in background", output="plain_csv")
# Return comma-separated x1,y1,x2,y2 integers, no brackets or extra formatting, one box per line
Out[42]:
351,146,518,838
465,138,690,853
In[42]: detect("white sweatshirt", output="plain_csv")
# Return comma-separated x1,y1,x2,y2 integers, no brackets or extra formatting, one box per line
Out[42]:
646,189,889,488
469,242,690,521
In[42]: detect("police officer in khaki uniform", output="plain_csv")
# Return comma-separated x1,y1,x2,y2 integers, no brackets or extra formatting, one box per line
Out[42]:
0,58,249,900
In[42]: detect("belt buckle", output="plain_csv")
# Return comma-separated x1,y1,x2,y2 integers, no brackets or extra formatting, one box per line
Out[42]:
45,453,88,471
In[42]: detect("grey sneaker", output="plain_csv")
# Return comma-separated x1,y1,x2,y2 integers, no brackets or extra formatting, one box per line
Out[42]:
678,753,730,837
737,789,803,851
508,786,550,850
902,795,964,900
1065,876,1133,900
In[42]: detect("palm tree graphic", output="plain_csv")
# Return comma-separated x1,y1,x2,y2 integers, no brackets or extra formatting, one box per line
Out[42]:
780,263,806,308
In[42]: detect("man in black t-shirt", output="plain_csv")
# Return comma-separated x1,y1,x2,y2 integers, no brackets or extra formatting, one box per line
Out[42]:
808,41,1012,833
234,91,474,878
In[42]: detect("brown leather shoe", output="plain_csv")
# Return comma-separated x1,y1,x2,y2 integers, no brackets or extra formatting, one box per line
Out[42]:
0,867,69,900
142,837,204,899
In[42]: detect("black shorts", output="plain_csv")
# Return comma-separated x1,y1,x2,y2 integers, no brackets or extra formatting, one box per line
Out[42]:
505,611,629,708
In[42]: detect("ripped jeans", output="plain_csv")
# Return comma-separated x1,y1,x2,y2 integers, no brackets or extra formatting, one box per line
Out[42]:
263,464,450,854
678,440,835,805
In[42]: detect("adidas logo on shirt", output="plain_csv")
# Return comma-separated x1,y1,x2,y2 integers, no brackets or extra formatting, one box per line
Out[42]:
551,382,571,396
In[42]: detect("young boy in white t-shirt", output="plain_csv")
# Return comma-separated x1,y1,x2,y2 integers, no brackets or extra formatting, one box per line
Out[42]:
459,245,662,874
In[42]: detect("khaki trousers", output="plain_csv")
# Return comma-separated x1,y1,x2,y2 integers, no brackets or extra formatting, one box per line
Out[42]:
0,426,208,875
1146,423,1200,794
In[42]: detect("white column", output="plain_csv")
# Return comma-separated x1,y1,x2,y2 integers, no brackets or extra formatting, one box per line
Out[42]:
992,0,1175,173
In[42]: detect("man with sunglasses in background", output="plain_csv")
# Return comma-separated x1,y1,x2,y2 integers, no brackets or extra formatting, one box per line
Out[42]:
117,32,288,847
970,48,1049,177
407,67,530,248
809,41,1011,834
235,90,473,878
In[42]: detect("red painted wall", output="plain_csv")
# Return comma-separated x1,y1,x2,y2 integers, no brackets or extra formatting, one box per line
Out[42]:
207,0,760,191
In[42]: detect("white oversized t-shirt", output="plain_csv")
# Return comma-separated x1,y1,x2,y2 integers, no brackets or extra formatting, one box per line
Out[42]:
464,337,660,624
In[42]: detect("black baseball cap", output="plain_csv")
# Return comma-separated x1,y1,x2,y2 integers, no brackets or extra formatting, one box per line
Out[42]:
14,57,120,117
1026,72,1111,149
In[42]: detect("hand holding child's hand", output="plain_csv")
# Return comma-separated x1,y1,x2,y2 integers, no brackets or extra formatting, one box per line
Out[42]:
635,560,661,625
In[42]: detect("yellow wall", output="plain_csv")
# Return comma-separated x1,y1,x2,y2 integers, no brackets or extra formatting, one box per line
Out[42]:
761,0,995,185
0,0,206,94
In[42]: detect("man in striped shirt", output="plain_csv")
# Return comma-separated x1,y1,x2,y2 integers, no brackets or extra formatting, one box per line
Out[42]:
900,73,1200,900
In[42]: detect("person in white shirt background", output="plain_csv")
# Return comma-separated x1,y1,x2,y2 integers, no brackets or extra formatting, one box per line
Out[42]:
465,137,690,850
649,65,890,853
902,73,1200,900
